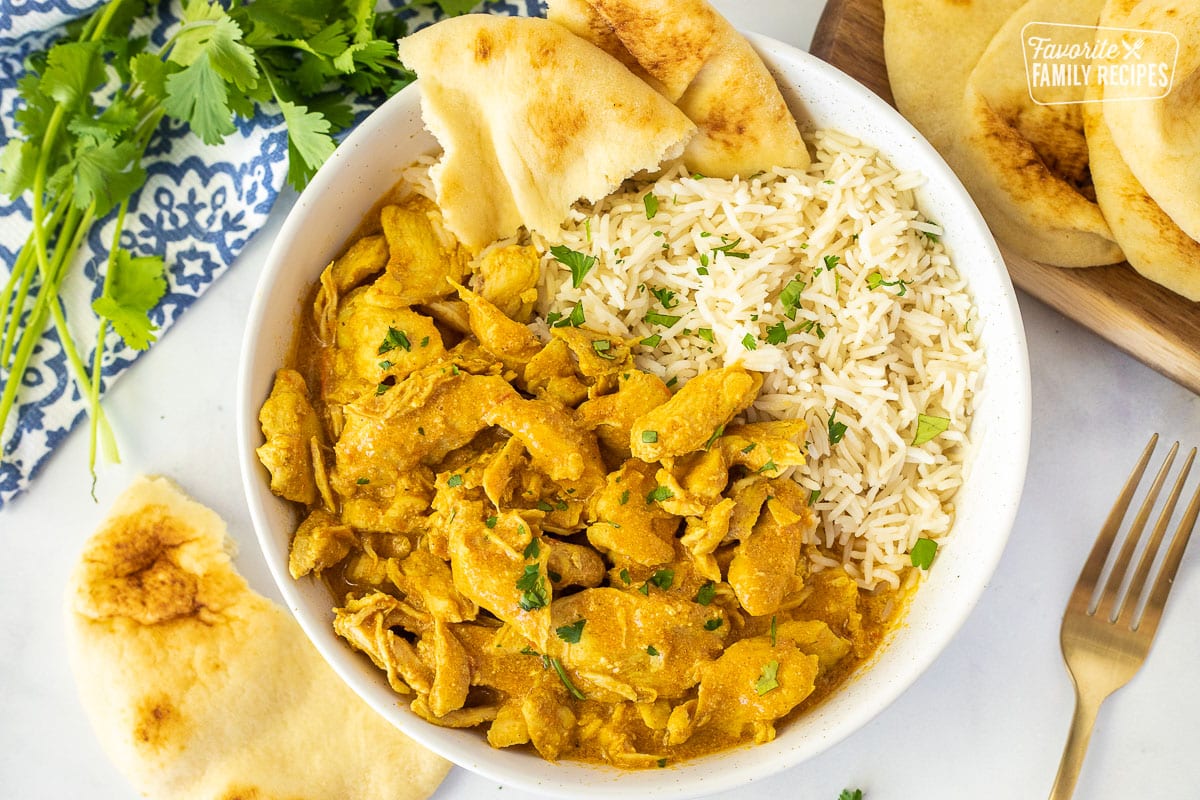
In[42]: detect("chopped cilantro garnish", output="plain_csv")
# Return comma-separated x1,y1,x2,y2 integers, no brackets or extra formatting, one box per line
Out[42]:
913,413,950,445
644,310,683,327
657,758,668,768
646,645,659,656
704,424,725,450
619,489,630,505
779,277,806,320
645,485,673,504
742,333,758,351
378,327,411,355
769,615,777,646
555,619,586,644
697,327,715,343
649,286,679,308
665,376,678,388
648,569,674,590
515,565,548,610
839,791,864,800
911,537,938,569
765,320,791,345
754,660,781,695
548,656,586,700
641,430,659,443
523,538,540,560
694,581,716,605
619,568,631,584
809,489,821,506
485,515,498,528
592,339,615,359
758,460,778,474
640,333,662,347
378,359,393,370
638,582,650,596
741,443,757,454
537,500,554,512
356,477,370,485
866,271,910,296
447,474,463,488
828,407,848,445
704,618,723,631
551,244,597,288
643,193,659,219
375,382,392,396
712,237,750,259
549,301,586,328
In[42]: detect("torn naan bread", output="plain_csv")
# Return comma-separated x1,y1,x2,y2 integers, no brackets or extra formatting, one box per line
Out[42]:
396,15,695,249
956,0,1122,267
1084,86,1200,300
66,476,450,800
1098,0,1200,244
548,0,809,178
883,0,1122,267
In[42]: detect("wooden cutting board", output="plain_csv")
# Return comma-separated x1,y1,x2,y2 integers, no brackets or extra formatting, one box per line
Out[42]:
811,0,1200,395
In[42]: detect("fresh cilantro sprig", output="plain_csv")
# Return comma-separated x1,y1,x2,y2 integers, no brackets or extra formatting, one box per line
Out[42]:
0,0,476,492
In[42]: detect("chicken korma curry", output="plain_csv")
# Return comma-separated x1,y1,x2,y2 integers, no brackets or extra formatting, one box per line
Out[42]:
256,187,902,767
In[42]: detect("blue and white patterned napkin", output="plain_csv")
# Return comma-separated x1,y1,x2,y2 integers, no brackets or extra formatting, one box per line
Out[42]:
0,0,543,507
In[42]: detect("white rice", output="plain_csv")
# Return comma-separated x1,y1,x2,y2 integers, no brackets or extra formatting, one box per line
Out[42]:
530,130,984,590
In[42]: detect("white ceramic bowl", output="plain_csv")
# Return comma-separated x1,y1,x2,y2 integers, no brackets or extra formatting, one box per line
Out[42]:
237,33,1030,799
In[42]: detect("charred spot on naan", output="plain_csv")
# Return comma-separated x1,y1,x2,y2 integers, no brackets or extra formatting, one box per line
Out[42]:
77,508,204,625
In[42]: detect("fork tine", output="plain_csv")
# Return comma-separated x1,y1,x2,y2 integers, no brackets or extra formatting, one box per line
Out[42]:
1118,446,1194,624
1096,440,1179,620
1070,434,1158,616
1135,449,1200,638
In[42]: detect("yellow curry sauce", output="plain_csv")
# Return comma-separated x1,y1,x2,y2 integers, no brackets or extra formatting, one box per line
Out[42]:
256,183,906,767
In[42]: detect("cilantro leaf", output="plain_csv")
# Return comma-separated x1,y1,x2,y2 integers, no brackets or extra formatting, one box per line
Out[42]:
550,244,596,289
555,619,586,644
163,53,237,144
754,660,780,695
73,139,146,217
276,98,337,188
913,413,950,445
41,41,105,108
515,564,549,610
91,249,167,350
828,407,848,445
911,537,938,569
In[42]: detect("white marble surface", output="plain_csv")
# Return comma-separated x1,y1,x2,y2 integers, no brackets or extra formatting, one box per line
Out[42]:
3,4,1200,799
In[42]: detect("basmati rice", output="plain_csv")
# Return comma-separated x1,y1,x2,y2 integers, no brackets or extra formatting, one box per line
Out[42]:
532,130,984,590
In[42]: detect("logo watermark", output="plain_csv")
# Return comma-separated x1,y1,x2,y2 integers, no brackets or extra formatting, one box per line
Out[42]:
1022,21,1177,105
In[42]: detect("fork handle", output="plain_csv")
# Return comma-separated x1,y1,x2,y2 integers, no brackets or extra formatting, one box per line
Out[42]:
1048,687,1103,800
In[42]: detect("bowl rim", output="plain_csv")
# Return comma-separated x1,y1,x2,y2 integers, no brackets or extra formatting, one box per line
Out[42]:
236,30,1031,799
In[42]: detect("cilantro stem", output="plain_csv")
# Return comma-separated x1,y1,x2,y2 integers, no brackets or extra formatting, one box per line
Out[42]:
89,198,135,486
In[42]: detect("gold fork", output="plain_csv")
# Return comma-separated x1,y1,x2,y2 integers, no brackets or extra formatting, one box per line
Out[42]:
1049,434,1200,799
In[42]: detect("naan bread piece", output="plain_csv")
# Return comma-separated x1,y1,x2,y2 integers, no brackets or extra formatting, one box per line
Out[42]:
1099,0,1200,243
396,15,695,249
66,476,450,800
957,0,1122,267
884,0,1023,152
884,0,1121,267
548,0,809,178
1084,89,1200,300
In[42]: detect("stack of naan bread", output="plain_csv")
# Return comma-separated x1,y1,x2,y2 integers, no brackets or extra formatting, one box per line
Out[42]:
883,0,1200,300
395,0,807,249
